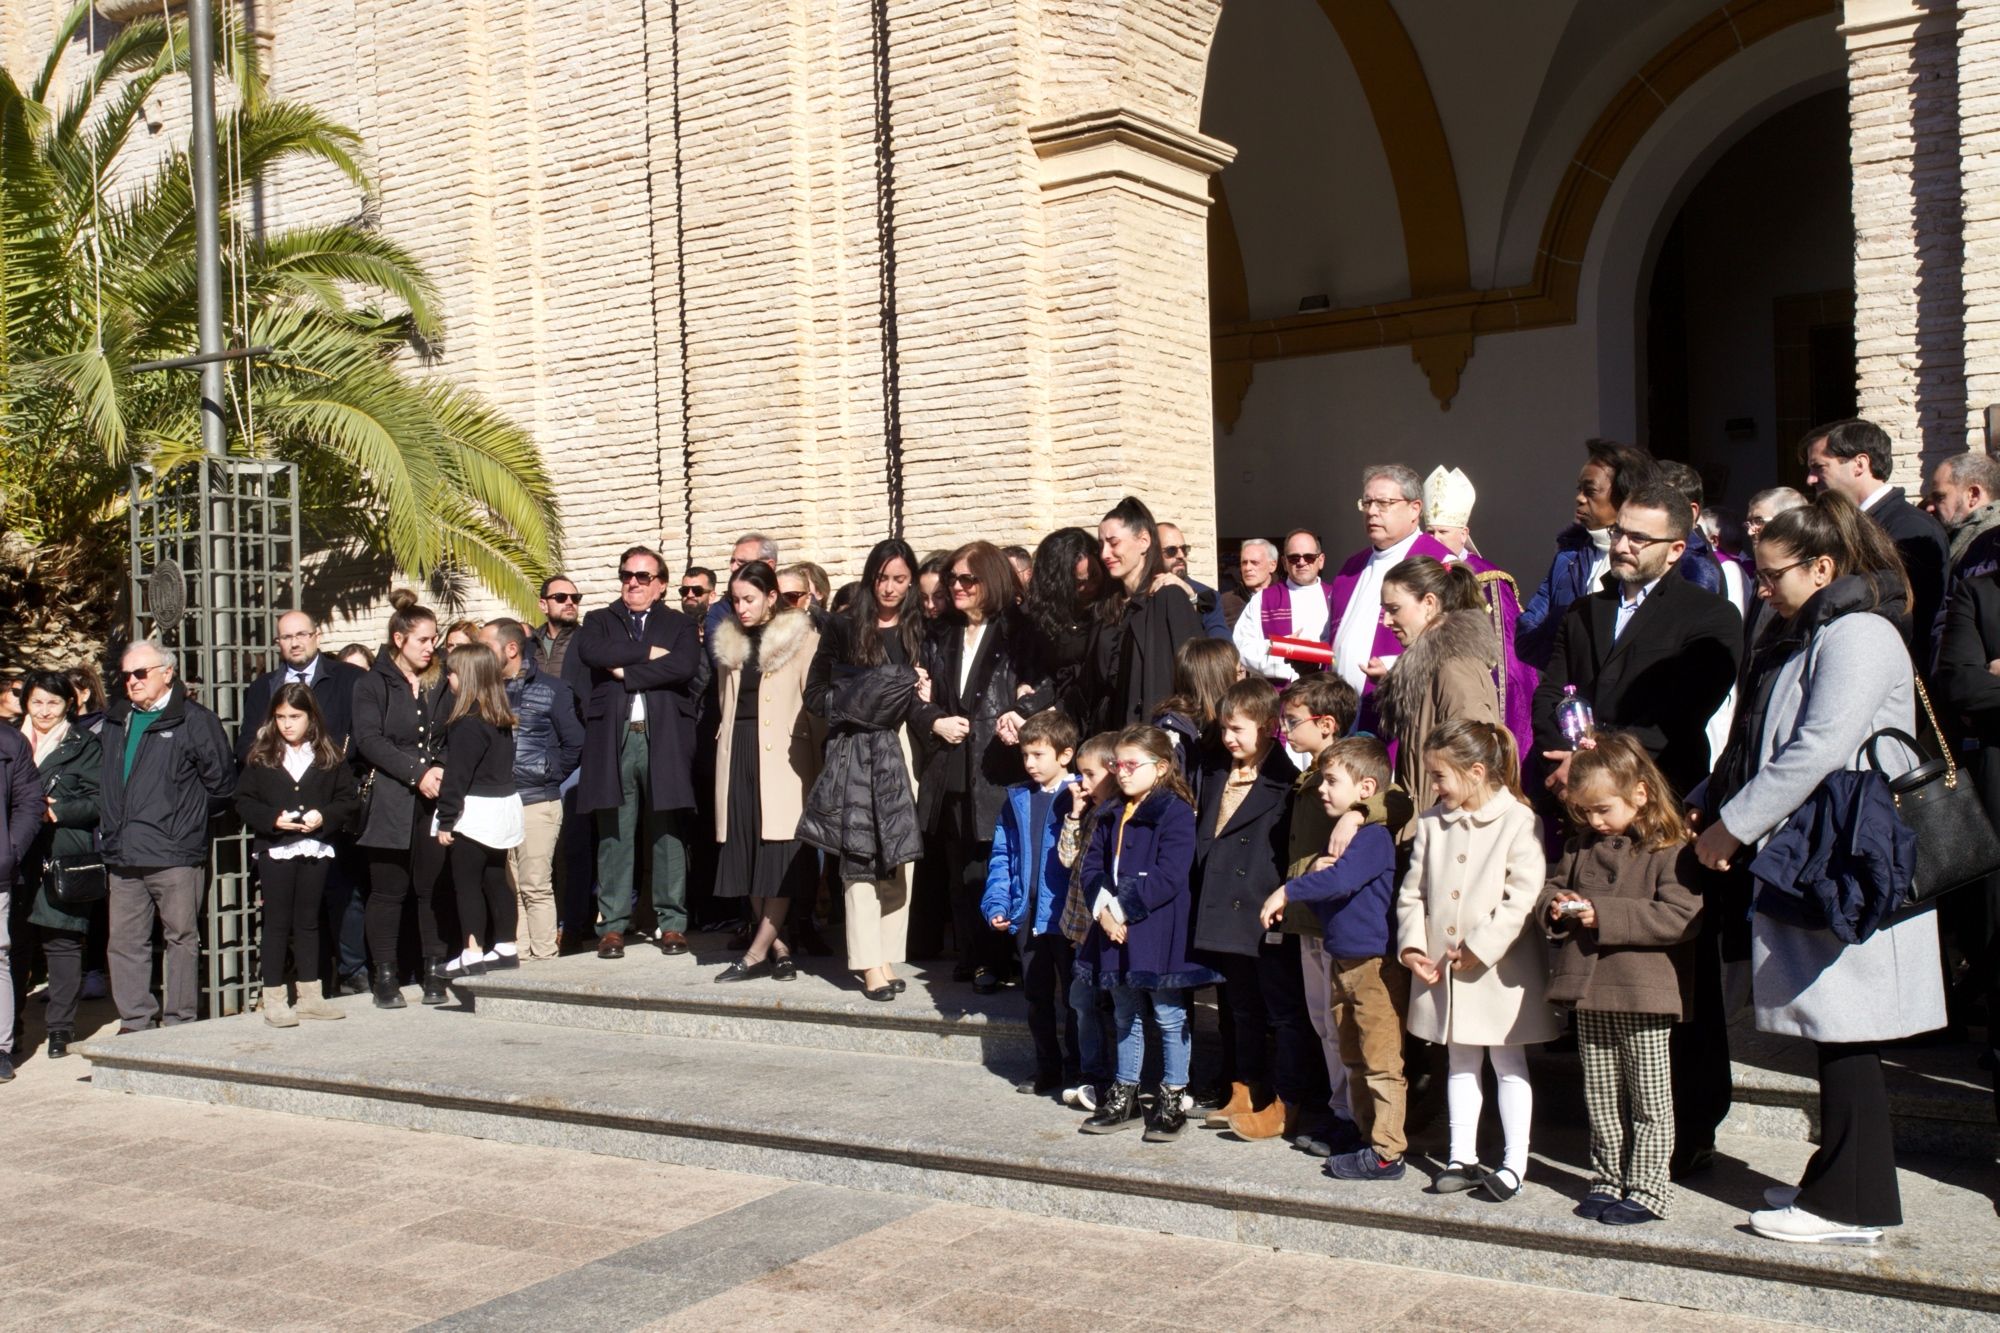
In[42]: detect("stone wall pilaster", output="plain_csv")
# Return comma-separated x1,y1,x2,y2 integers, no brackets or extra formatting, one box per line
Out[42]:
1957,0,2000,445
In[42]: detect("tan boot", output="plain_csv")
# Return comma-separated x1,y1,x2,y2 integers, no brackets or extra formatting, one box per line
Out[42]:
1202,1081,1253,1129
1227,1096,1289,1141
261,983,298,1028
294,982,347,1021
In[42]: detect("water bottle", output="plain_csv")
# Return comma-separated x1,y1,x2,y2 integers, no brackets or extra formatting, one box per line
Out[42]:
1556,685,1594,749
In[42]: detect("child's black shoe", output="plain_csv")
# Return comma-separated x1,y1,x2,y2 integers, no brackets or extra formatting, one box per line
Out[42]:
1015,1073,1064,1096
1431,1161,1488,1193
1080,1081,1142,1133
1142,1085,1188,1142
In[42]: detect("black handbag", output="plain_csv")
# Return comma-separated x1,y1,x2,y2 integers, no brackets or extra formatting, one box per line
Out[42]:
1861,677,2000,910
46,852,109,908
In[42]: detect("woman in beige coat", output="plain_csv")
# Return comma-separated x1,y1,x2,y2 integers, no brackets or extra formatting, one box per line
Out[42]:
1395,720,1557,1202
1375,557,1500,803
711,562,825,982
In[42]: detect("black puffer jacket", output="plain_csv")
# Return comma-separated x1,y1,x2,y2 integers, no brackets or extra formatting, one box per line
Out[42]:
796,665,924,879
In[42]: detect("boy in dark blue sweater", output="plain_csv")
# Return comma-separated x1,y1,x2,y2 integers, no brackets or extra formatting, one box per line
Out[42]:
982,709,1082,1096
1260,737,1409,1182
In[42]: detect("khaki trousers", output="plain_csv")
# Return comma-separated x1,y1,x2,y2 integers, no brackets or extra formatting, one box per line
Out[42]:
1329,954,1412,1158
845,865,910,971
508,798,565,960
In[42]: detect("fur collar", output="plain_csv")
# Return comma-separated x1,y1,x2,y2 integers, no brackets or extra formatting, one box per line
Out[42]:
1377,609,1499,735
712,608,815,674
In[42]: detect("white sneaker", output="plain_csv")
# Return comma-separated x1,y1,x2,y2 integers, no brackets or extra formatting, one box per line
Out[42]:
1180,1090,1197,1114
1749,1205,1882,1245
1763,1185,1800,1210
1061,1085,1082,1107
1075,1084,1100,1113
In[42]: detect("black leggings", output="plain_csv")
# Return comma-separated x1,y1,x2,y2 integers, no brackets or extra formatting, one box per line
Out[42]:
450,836,516,951
39,927,84,1032
257,854,329,986
365,812,447,964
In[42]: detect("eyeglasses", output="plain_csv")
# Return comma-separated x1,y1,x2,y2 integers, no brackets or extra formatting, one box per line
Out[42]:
543,592,580,604
780,590,810,606
618,569,658,585
1356,497,1413,514
949,573,981,589
120,666,159,683
1111,758,1158,776
1754,559,1810,589
1283,552,1322,565
678,586,709,599
1281,713,1331,733
1607,525,1674,549
1161,544,1191,559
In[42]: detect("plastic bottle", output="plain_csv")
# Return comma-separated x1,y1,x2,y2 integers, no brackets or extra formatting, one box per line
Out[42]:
1556,685,1594,749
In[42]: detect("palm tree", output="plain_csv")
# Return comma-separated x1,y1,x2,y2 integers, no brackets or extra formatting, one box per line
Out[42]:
0,4,563,665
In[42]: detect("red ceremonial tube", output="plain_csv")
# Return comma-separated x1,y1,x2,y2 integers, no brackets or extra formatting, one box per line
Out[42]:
1269,636,1336,666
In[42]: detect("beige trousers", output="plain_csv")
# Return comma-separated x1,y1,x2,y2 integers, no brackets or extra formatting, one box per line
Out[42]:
508,798,565,960
845,865,910,971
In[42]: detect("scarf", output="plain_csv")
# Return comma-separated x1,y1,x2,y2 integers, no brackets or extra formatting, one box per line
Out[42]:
27,718,68,765
1949,501,2000,566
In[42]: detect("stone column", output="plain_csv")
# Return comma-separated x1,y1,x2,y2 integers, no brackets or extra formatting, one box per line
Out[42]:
1030,110,1233,582
1844,0,1965,482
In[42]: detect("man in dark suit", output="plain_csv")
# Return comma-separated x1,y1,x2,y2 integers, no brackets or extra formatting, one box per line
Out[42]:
568,545,701,959
1802,417,1949,660
238,610,370,994
1531,483,1742,804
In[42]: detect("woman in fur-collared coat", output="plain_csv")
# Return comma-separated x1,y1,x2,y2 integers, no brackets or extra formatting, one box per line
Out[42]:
710,562,826,982
1374,558,1502,803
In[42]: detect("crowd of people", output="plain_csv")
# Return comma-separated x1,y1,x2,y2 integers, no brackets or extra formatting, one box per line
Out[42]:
0,417,1992,1251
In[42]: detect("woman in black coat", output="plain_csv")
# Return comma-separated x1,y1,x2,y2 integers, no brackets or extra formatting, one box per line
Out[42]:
1082,497,1205,732
237,683,361,1026
350,590,454,1008
15,671,101,1059
915,540,1050,990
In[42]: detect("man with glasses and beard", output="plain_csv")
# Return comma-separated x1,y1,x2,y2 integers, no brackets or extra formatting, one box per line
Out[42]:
532,576,584,677
679,568,718,638
571,547,701,959
1156,521,1228,639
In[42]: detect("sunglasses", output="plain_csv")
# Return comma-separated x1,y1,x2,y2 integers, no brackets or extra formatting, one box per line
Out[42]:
1161,544,1191,559
618,569,658,585
543,592,580,604
120,666,159,683
1283,552,1322,565
780,590,810,606
949,573,981,588
678,586,710,599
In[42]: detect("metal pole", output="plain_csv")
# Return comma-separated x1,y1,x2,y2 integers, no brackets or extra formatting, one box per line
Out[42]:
187,0,228,460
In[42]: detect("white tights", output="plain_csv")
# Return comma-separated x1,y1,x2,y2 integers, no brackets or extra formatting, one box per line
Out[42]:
1447,1042,1533,1178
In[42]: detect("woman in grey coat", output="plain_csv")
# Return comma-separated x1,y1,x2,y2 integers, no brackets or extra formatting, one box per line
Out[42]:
1695,493,1944,1246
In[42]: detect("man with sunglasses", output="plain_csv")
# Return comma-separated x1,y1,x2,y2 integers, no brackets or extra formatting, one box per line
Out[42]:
1156,522,1228,639
570,546,702,960
531,576,584,677
678,568,717,636
98,640,236,1031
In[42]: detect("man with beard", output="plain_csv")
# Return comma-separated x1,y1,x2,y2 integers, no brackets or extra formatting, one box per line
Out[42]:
531,576,583,677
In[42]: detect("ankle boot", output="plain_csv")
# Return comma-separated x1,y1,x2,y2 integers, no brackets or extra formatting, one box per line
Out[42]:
261,983,299,1028
420,957,451,1005
1203,1080,1253,1128
1227,1096,1289,1141
1145,1084,1189,1142
294,982,347,1021
371,962,407,1009
1080,1081,1142,1134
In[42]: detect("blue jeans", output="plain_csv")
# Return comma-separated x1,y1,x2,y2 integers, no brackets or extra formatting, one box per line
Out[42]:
1113,985,1191,1087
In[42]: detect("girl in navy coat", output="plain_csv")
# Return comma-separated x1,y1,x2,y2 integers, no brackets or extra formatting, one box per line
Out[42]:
1074,724,1217,1142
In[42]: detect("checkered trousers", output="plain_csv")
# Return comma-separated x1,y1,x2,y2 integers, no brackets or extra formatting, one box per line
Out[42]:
1575,1008,1676,1217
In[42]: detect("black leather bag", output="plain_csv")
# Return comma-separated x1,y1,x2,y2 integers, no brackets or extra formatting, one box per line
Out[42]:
1861,679,2000,910
45,852,109,908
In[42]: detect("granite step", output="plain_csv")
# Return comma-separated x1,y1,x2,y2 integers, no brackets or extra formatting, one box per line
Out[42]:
457,940,2000,1160
76,1001,2000,1330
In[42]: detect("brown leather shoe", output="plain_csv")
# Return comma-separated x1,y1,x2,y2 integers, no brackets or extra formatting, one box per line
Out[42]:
597,931,625,959
1227,1097,1290,1141
1202,1081,1253,1129
657,930,689,956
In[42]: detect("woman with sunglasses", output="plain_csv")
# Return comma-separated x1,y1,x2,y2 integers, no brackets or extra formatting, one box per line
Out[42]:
914,540,1051,990
709,561,825,980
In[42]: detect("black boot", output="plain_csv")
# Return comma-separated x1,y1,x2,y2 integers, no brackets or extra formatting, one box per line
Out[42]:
1144,1084,1188,1142
371,962,407,1009
46,1029,71,1059
420,957,451,1005
1080,1081,1142,1134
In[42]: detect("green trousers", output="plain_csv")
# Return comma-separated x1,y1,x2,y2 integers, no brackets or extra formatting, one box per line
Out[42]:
594,726,690,936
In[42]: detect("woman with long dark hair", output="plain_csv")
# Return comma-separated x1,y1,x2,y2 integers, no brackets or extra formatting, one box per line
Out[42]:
801,539,930,998
1017,527,1106,722
351,590,454,1008
1082,497,1205,731
15,670,101,1059
1373,556,1500,800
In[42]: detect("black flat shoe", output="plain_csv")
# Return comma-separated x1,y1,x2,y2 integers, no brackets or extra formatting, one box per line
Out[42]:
771,956,797,981
716,958,774,984
1431,1162,1488,1193
46,1030,70,1060
486,954,521,971
889,978,907,994
1476,1167,1522,1202
863,984,896,1002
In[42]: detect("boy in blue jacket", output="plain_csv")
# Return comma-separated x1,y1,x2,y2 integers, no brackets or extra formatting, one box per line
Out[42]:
983,709,1082,1096
1261,737,1409,1182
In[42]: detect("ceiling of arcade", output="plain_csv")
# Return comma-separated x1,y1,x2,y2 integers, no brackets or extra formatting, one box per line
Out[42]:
1203,0,1840,421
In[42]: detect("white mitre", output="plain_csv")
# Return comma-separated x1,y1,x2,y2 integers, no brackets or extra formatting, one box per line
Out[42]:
1423,465,1476,529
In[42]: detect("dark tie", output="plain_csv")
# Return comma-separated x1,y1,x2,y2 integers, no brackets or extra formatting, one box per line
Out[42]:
289,670,306,684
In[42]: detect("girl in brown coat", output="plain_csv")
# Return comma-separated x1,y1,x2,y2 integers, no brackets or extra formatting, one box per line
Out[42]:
1542,730,1701,1227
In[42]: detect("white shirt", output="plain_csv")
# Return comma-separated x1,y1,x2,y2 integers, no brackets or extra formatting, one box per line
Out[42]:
1232,579,1332,683
1613,577,1664,641
958,622,989,695
1584,526,1614,597
267,743,336,860
1860,483,1895,513
285,658,319,688
629,612,648,723
1332,530,1422,692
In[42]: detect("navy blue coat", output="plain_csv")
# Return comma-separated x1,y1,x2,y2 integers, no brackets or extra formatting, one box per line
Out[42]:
1074,789,1218,990
568,599,701,815
1191,747,1293,958
1748,769,1913,946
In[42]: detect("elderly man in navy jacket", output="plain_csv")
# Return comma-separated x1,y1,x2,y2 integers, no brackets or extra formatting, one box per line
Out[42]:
567,545,701,959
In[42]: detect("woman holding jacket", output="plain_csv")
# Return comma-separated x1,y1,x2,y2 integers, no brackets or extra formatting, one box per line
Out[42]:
1694,492,1944,1246
711,561,825,982
1374,557,1501,801
802,539,930,1000
351,590,454,1009
1083,497,1204,732
16,671,101,1059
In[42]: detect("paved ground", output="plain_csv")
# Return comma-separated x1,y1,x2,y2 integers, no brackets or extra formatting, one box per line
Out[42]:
0,998,1822,1332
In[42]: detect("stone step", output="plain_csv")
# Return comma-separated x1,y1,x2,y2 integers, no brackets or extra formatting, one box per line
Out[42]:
457,941,2000,1160
77,1002,2000,1330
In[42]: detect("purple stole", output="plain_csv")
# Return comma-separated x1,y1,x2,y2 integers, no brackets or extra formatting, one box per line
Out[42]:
1330,533,1454,697
1457,550,1538,764
1257,581,1339,642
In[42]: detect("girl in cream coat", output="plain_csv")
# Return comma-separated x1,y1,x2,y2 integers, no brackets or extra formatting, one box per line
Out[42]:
1396,719,1557,1202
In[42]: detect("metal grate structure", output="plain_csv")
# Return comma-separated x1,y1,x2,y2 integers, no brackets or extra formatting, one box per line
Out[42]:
129,458,301,1017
